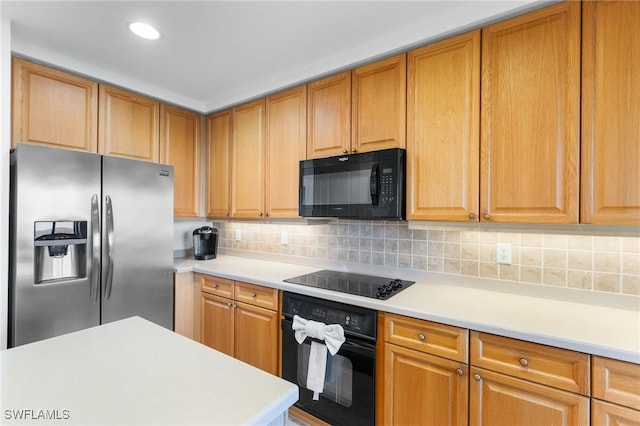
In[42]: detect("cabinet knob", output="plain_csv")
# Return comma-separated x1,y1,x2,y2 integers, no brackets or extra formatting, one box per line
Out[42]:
226,211,230,217
213,284,219,289
468,212,476,220
264,212,269,217
251,292,257,298
483,213,491,220
259,212,263,217
343,149,348,154
418,333,426,342
473,373,482,382
456,368,464,376
351,148,357,153
519,357,529,367
227,302,232,307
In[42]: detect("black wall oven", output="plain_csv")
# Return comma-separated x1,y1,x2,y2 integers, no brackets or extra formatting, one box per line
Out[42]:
299,148,406,220
281,292,377,426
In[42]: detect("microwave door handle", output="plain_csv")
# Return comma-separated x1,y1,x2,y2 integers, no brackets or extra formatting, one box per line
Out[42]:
370,164,379,205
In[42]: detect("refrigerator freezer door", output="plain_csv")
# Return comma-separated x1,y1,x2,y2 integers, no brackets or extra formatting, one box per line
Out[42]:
101,156,174,330
9,144,102,347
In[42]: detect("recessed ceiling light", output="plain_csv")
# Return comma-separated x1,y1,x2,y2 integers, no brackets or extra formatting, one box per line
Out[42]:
129,22,160,40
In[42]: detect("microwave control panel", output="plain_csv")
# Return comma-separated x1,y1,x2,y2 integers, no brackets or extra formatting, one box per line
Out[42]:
380,168,394,205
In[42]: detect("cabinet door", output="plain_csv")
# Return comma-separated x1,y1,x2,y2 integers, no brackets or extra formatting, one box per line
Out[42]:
307,71,351,158
592,400,640,426
98,85,160,162
201,292,234,357
470,367,589,426
234,302,279,375
12,57,98,151
480,1,580,223
383,343,468,426
160,105,201,217
581,0,640,225
231,99,265,218
352,54,406,153
265,86,306,218
407,30,480,221
206,110,232,218
174,272,199,340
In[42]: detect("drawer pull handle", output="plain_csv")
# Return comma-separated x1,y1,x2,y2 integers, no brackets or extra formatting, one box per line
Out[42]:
213,284,219,289
473,373,482,381
227,302,232,307
251,292,257,298
456,368,464,376
418,333,426,342
519,358,529,367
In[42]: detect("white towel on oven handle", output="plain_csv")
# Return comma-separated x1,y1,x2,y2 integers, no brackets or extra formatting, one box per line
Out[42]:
292,315,345,355
292,315,346,400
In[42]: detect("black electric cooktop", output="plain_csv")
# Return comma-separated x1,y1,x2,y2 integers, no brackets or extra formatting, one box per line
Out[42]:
283,270,415,300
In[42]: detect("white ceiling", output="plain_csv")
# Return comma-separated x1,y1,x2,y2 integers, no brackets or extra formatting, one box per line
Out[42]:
2,0,550,114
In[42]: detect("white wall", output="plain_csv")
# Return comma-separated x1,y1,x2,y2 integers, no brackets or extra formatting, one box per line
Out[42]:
1,16,12,349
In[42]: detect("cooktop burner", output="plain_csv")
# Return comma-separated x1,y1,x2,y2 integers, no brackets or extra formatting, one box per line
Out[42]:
283,270,415,300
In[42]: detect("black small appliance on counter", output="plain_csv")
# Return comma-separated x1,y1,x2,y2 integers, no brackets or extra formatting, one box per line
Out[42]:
192,226,218,260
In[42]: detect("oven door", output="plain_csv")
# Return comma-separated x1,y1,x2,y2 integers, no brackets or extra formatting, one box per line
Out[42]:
281,318,375,426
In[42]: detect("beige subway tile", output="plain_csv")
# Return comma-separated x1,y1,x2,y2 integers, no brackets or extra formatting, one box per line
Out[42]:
478,232,499,244
544,249,566,269
348,250,359,263
593,236,620,252
399,240,412,255
567,250,592,271
412,255,428,271
428,230,444,242
398,254,412,269
567,270,593,290
499,233,520,245
594,273,621,293
568,235,592,250
428,256,444,272
478,244,495,263
594,252,620,273
622,253,640,275
360,237,372,252
521,266,542,284
384,223,399,239
444,231,461,243
542,267,566,287
444,242,460,259
348,237,359,250
398,225,412,240
371,251,384,265
521,233,543,247
359,251,372,264
412,240,428,256
622,274,640,296
412,229,428,241
543,234,567,249
428,241,444,257
479,262,499,279
384,253,398,268
461,231,479,244
385,239,399,254
623,237,640,254
461,243,479,260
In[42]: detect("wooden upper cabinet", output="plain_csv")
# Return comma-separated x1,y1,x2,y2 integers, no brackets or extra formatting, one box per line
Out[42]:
98,85,160,162
206,110,232,218
306,71,351,158
265,86,306,219
352,54,406,153
480,1,581,224
12,57,98,152
407,30,480,222
231,99,265,218
160,105,202,217
581,0,640,225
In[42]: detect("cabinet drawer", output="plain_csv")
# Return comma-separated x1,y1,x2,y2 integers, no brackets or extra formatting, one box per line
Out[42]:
199,274,234,298
592,399,640,426
593,356,640,410
235,281,278,311
383,313,468,363
470,331,590,395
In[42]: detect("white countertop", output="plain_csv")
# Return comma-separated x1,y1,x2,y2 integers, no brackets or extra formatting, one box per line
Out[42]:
176,254,640,364
0,316,298,426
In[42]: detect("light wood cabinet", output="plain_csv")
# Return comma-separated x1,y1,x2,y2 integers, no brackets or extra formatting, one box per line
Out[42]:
407,30,480,221
206,110,232,218
352,54,406,153
592,356,640,426
306,71,351,159
173,272,200,340
480,1,581,224
12,57,98,152
98,84,160,162
470,331,590,426
380,312,469,426
231,99,266,218
265,86,306,218
160,105,201,217
199,275,279,375
581,0,640,226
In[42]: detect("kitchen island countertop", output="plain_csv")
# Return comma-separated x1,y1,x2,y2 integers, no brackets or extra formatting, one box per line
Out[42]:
0,316,298,426
176,254,640,364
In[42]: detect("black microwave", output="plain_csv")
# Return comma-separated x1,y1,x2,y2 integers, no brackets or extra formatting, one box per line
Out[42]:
299,148,406,220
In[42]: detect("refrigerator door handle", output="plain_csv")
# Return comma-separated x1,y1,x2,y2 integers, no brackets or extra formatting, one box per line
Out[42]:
104,195,115,301
90,194,101,304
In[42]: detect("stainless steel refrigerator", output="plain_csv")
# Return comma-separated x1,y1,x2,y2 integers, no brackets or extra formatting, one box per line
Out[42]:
9,143,174,347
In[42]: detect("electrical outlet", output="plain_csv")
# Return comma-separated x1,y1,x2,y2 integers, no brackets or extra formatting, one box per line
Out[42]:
496,243,512,264
281,231,288,245
235,229,242,242
183,231,190,242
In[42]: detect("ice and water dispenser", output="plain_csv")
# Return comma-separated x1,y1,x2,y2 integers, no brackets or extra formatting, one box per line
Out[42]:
34,221,87,283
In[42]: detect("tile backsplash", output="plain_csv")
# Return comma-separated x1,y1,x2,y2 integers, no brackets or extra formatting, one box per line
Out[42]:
207,220,640,296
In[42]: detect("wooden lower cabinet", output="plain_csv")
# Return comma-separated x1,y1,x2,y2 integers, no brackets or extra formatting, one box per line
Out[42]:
592,400,640,426
200,276,279,376
470,366,590,426
592,356,640,426
383,343,468,426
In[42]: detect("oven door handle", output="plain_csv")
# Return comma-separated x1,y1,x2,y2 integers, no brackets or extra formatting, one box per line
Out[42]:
282,319,376,353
